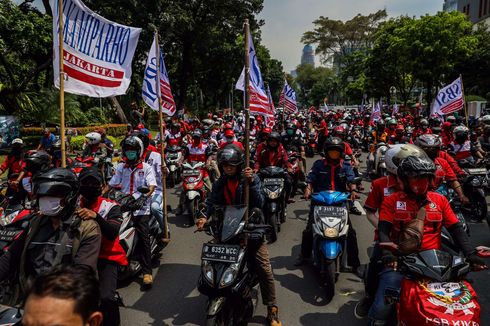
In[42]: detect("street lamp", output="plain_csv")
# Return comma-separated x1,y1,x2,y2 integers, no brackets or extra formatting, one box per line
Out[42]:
389,86,397,105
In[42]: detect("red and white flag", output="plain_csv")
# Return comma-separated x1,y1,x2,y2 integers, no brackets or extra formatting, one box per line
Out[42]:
142,34,176,116
371,100,382,122
51,0,141,97
431,77,464,116
279,79,298,114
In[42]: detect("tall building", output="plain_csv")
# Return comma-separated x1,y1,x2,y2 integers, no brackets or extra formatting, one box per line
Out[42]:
443,0,458,11
301,44,315,67
458,0,490,24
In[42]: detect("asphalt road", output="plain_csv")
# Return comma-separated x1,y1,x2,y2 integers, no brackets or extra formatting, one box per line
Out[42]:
119,155,490,326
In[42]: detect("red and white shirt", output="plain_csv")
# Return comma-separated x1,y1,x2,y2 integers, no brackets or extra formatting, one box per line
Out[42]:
187,143,208,163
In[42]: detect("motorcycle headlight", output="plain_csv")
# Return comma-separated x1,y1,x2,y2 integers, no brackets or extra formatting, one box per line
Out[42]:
202,261,214,285
187,183,196,190
324,227,339,238
219,267,238,288
471,177,481,187
264,188,280,199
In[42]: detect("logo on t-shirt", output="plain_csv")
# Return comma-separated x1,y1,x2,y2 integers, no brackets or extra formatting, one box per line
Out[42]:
383,187,393,197
396,201,407,210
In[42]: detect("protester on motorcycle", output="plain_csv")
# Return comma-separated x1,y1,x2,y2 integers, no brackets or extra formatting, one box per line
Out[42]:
83,132,108,163
449,125,484,161
38,128,57,151
184,129,213,191
164,122,183,144
0,168,101,299
254,131,294,203
78,167,126,326
388,125,412,145
107,136,156,287
413,119,432,138
18,150,52,199
218,129,244,150
415,134,469,204
372,120,387,144
478,125,490,152
196,144,282,326
0,138,26,205
49,139,72,168
95,127,114,158
369,155,487,325
282,122,306,173
296,137,360,271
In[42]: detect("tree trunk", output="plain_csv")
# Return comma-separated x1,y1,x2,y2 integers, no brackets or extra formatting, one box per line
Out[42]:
109,96,128,124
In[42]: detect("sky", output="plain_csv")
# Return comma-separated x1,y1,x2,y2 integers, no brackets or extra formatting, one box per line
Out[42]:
259,0,443,72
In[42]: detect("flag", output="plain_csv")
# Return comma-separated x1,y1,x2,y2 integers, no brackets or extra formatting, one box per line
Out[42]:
142,34,176,116
391,103,399,117
279,79,298,114
431,77,464,116
50,0,141,97
235,34,272,117
371,101,382,122
266,85,275,113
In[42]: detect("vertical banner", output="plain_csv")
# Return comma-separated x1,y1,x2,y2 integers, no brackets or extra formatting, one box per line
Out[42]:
51,0,141,97
142,35,176,116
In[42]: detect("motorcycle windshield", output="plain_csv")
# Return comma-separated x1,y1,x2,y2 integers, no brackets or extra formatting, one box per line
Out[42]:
221,206,247,242
259,166,285,178
409,250,454,281
312,191,350,206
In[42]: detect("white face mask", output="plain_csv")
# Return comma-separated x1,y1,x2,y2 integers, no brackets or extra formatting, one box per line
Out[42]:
38,196,64,216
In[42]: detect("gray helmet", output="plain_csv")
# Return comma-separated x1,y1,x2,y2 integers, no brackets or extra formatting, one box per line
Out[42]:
384,144,427,175
397,155,436,179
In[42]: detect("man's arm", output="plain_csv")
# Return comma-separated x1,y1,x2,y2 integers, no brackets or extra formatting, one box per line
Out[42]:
74,221,101,271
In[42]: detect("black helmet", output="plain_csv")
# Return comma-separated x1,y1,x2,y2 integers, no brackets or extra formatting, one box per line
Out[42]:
51,139,62,150
397,155,436,179
420,119,429,127
217,144,244,167
34,168,80,218
25,150,51,175
121,136,144,163
268,132,281,142
324,137,345,154
132,131,150,150
414,134,441,149
192,129,203,138
172,122,180,130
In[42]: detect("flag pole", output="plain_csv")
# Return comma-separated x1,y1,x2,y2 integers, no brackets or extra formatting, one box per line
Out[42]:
243,19,250,222
460,74,469,126
58,0,66,168
155,30,170,243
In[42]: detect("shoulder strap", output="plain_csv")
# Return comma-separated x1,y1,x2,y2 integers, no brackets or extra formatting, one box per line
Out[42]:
144,150,152,163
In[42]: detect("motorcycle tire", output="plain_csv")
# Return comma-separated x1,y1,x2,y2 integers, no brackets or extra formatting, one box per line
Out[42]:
188,198,197,226
267,213,278,243
273,212,281,233
280,206,286,224
474,193,488,222
168,173,175,189
324,260,336,303
205,313,232,326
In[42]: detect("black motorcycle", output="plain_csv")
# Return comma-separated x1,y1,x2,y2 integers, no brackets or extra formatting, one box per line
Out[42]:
197,206,271,326
458,158,488,223
259,166,287,241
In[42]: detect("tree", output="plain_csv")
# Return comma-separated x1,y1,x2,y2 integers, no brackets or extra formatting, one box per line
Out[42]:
295,65,336,107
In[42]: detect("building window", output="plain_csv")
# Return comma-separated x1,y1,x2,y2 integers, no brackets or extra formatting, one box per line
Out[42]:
485,0,488,15
479,0,483,17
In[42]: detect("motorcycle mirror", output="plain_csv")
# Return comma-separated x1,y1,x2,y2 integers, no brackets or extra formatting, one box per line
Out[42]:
137,186,150,194
379,242,399,252
476,246,490,258
351,177,363,185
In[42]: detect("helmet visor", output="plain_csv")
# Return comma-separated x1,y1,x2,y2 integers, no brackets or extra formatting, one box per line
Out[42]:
327,150,341,160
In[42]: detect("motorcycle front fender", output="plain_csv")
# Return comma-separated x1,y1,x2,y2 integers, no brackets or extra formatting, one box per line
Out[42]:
207,297,227,316
169,165,177,172
320,239,342,260
187,191,200,201
268,201,278,213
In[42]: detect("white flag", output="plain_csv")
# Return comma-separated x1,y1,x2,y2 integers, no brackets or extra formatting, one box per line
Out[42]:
431,77,464,116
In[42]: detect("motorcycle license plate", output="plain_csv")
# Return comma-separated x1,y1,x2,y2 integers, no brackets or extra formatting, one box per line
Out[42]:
202,244,240,263
0,229,22,242
183,169,200,177
263,178,283,186
167,153,179,159
316,206,346,218
466,168,486,175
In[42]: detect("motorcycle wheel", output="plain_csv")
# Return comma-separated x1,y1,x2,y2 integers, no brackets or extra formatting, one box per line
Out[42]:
187,198,197,226
168,172,176,188
324,260,336,303
205,313,232,326
474,193,488,222
267,212,278,243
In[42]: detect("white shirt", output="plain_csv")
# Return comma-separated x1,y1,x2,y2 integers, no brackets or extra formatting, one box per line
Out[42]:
109,162,157,215
144,151,163,193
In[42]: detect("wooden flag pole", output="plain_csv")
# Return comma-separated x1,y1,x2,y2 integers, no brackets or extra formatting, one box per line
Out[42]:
243,19,251,221
58,0,66,168
154,30,170,242
460,74,469,126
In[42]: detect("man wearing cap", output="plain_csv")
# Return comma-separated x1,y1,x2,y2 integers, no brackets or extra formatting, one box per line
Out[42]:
0,138,27,205
37,128,56,151
218,129,244,150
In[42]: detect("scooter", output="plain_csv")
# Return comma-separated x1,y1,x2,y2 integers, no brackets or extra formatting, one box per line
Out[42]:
182,161,207,226
458,158,488,224
310,190,351,302
368,142,388,179
305,131,317,158
197,206,271,326
165,145,183,188
259,166,287,242
105,187,164,281
381,245,487,326
287,150,306,197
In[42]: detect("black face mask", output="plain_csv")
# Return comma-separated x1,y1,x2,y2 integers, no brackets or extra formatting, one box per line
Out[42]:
80,186,102,201
455,135,467,143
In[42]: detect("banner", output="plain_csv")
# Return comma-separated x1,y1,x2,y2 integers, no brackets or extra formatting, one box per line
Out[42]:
392,103,399,117
142,35,176,116
235,33,273,117
51,0,141,97
371,100,382,122
432,77,464,116
279,79,298,114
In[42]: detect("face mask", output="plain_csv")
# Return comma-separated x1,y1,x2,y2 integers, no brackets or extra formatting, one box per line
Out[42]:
327,150,341,160
408,178,429,196
226,137,233,144
287,129,294,136
455,135,467,143
38,196,64,216
193,138,200,146
125,150,139,161
80,186,102,201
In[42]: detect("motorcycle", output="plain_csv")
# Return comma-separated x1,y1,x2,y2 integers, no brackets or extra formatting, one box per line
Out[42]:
197,206,271,326
71,156,96,175
457,158,488,224
305,131,317,158
381,246,487,326
182,161,208,226
287,150,306,197
310,190,351,302
105,187,164,281
259,166,287,242
165,145,183,188
0,305,22,325
368,142,388,179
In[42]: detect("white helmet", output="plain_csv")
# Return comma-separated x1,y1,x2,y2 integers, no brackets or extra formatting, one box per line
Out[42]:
481,115,490,125
384,144,427,175
85,132,101,145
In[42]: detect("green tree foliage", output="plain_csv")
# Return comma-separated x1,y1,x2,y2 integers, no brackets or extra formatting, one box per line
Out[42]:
295,64,336,107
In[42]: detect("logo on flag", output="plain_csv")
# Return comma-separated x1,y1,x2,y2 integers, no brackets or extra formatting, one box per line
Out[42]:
142,35,176,116
432,77,464,116
235,34,273,117
50,0,141,97
371,100,382,122
392,103,399,117
279,79,297,114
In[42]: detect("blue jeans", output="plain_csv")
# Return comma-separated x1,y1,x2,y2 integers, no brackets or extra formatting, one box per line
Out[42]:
368,267,403,324
151,193,164,231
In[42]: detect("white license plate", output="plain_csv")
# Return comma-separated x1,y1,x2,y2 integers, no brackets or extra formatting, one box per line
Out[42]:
467,168,486,175
183,170,200,177
202,244,240,263
263,178,283,186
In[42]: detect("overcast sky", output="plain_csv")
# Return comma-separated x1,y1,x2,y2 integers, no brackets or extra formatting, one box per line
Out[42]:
259,0,443,72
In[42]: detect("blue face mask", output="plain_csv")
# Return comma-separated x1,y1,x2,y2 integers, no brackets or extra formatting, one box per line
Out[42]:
287,129,294,136
125,150,139,161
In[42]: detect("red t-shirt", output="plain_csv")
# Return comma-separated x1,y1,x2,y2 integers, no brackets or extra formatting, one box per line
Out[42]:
364,175,399,211
320,120,329,136
344,142,353,156
379,191,459,251
0,156,24,180
433,157,456,189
